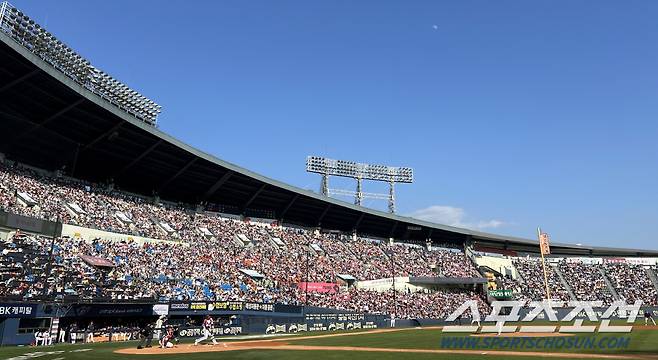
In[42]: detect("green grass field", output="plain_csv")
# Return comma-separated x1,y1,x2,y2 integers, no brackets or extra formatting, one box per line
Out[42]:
0,327,657,360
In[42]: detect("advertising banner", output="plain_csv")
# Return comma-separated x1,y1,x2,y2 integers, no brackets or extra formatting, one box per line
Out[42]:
211,301,243,311
565,257,603,264
66,304,154,317
190,302,207,310
539,232,551,255
0,303,37,318
488,289,513,298
263,313,386,334
79,254,115,268
177,326,243,337
603,257,657,265
244,302,274,312
297,282,339,293
168,301,277,314
624,258,657,266
169,303,190,311
152,304,169,316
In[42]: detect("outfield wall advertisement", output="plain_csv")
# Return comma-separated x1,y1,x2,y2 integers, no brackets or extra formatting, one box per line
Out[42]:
262,312,387,334
0,304,37,318
168,301,282,314
177,326,244,337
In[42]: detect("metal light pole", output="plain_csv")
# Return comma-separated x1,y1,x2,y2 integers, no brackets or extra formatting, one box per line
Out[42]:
390,248,396,321
305,236,310,306
43,217,61,297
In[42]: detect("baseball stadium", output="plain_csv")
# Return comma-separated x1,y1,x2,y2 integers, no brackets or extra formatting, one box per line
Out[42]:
0,2,657,360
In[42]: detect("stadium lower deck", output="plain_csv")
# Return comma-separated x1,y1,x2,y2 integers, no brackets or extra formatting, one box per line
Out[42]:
0,159,657,321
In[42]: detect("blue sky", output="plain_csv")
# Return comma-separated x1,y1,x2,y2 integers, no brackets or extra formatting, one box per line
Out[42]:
12,1,658,249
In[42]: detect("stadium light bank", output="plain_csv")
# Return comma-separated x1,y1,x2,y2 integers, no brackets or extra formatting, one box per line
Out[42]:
306,156,414,213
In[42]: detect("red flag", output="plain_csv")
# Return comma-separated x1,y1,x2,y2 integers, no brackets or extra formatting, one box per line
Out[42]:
539,232,551,255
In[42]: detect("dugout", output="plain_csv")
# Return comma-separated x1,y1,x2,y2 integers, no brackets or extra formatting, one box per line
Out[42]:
0,300,388,345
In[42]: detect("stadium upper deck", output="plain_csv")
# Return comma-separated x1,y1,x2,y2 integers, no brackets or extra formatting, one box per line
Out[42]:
0,4,654,257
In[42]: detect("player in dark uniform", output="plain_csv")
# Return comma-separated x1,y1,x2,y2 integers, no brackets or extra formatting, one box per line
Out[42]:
172,325,182,345
645,309,656,326
136,323,154,349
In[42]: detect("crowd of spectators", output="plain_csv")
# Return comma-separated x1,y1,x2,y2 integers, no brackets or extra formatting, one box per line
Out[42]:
0,226,482,303
386,243,479,278
0,169,486,319
509,258,571,302
604,263,658,306
557,261,615,304
0,232,49,298
0,162,503,279
500,258,658,306
308,287,489,319
0,163,476,279
0,229,487,318
0,163,192,239
1,161,657,318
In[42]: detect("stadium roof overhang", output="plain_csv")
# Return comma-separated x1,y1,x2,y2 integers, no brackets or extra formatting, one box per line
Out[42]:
1,32,656,257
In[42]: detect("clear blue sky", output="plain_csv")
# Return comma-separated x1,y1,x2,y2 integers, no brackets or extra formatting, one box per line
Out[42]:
13,1,658,249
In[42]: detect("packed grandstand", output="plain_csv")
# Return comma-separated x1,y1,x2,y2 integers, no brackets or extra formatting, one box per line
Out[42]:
1,160,657,320
0,1,657,324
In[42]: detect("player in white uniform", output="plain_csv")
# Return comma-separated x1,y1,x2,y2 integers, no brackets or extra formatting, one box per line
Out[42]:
194,315,218,346
34,331,43,346
42,331,52,346
155,315,166,341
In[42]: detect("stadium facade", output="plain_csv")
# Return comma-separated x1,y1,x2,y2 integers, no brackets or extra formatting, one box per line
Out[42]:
0,4,655,257
1,3,657,348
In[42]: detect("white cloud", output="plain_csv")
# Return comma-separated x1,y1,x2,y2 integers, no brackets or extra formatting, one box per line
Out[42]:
407,205,505,230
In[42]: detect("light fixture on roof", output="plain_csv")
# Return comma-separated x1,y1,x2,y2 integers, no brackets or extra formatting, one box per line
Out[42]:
0,1,162,126
306,156,414,214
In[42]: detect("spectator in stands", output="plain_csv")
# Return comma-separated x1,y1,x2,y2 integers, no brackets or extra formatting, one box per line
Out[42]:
2,161,657,318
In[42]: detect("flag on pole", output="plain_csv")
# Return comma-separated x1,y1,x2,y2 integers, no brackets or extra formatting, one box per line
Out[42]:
539,231,551,255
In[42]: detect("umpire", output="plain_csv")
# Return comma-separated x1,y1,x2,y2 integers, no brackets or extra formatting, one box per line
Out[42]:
136,323,154,349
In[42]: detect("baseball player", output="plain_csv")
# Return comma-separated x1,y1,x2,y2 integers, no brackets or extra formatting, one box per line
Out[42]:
86,322,95,343
70,327,77,344
194,315,218,346
42,331,52,346
136,323,154,349
34,331,43,346
58,325,66,343
159,326,176,348
155,315,166,340
645,309,656,326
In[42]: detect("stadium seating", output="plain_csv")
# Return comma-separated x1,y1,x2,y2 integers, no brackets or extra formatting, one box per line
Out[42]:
604,263,658,306
557,261,615,303
499,258,658,306
1,161,657,319
509,258,571,302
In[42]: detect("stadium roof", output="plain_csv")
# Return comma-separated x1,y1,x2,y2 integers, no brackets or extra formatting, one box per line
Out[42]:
1,28,656,257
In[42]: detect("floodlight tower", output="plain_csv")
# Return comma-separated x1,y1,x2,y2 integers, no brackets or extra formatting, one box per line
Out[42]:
306,156,414,213
0,2,162,126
